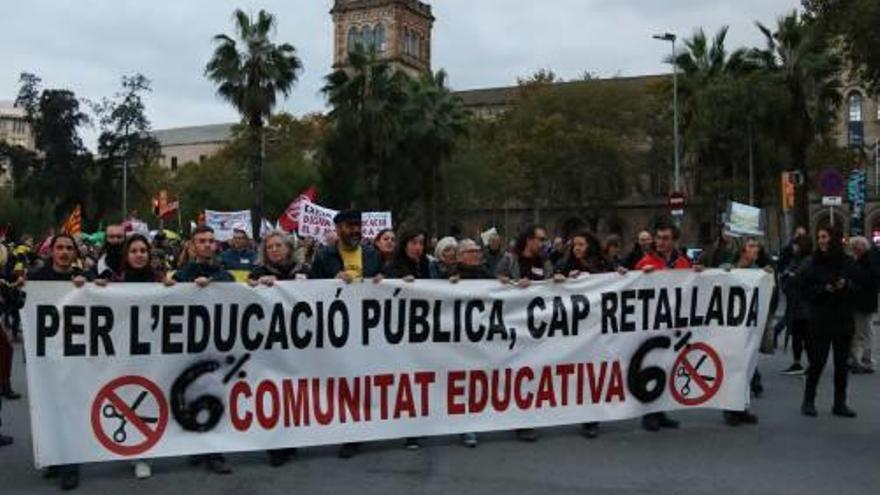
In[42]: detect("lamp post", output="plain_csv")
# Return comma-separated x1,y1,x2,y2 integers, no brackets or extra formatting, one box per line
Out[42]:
653,32,681,200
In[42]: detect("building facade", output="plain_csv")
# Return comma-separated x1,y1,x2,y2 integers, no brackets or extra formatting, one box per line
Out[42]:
331,0,434,77
151,123,234,171
0,101,34,184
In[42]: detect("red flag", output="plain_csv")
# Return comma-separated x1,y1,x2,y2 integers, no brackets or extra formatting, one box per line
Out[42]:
278,185,318,232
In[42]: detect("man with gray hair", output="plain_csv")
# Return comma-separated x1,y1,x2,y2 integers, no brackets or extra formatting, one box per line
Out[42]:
848,236,877,373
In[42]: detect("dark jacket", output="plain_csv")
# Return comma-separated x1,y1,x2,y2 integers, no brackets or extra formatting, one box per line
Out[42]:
384,255,433,279
483,247,504,276
801,250,861,336
28,264,88,282
852,253,879,313
113,267,165,283
220,248,258,271
457,263,493,280
554,254,611,275
172,262,234,283
622,245,647,270
249,262,303,281
784,256,812,321
308,244,382,280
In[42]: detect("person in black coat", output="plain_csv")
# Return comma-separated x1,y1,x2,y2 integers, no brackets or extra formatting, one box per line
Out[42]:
553,230,611,278
26,234,91,491
171,226,234,474
383,229,432,450
384,230,434,280
553,231,612,439
800,226,860,418
95,234,169,480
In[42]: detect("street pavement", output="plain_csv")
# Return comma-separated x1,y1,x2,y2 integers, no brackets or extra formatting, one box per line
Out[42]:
1,335,878,495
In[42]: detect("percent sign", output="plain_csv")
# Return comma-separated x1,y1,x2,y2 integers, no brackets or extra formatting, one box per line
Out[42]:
170,353,251,432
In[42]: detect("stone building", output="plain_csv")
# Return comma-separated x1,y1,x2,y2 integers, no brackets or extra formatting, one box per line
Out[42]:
331,0,434,77
151,123,235,171
0,100,34,184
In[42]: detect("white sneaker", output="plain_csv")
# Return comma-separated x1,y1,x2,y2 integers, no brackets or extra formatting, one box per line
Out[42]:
134,461,152,479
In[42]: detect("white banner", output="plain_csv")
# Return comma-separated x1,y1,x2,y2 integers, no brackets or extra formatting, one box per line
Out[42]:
23,270,772,467
297,202,337,242
205,210,253,242
297,202,392,243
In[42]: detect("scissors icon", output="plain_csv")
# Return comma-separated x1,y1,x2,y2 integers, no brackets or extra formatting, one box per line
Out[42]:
676,354,715,397
102,391,158,443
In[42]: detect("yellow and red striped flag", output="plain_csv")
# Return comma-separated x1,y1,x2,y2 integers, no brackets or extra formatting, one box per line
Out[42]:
61,205,82,236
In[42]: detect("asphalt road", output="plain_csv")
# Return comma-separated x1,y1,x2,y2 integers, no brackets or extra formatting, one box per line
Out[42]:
1,336,878,495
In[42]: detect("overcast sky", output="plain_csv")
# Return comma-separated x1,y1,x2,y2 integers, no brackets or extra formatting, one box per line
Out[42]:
2,0,801,145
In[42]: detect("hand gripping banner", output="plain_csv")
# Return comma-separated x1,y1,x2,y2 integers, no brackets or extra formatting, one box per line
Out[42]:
23,270,773,466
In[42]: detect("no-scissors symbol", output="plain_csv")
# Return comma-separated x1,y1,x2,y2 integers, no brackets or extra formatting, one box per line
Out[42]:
669,343,724,406
91,376,169,457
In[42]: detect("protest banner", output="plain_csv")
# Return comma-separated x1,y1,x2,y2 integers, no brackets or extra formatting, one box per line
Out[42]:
23,270,772,466
297,202,337,242
297,202,392,242
205,210,253,242
361,211,393,239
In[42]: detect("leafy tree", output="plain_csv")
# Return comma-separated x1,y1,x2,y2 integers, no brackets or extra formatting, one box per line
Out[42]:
172,113,320,229
751,11,843,228
205,8,303,238
803,0,880,92
7,75,93,222
402,70,469,233
89,73,161,221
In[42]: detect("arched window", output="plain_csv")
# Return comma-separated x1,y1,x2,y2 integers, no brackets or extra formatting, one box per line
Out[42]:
347,26,358,53
403,27,411,55
849,91,863,122
414,34,421,60
361,25,373,51
374,23,386,53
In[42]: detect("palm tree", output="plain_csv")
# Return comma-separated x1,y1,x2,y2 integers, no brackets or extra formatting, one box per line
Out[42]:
750,11,842,229
205,9,302,238
321,47,409,212
672,27,756,205
403,70,469,234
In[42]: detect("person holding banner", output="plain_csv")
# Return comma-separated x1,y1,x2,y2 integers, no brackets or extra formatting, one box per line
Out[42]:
635,221,702,432
721,239,764,427
95,233,171,479
172,225,235,474
373,228,396,269
553,231,614,439
496,225,554,443
309,210,382,283
220,229,257,271
247,231,305,466
26,234,91,491
801,226,860,418
383,229,435,450
451,238,495,447
433,237,459,279
308,210,382,459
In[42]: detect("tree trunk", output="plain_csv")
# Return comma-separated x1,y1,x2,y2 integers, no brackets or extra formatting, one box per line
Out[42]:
251,121,264,241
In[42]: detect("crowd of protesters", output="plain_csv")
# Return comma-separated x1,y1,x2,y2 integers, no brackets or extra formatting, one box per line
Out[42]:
0,211,877,490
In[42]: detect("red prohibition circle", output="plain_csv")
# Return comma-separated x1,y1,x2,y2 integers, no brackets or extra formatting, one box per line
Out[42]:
668,342,725,406
90,375,169,457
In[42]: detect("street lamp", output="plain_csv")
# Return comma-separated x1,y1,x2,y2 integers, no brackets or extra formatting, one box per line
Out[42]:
653,32,681,197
